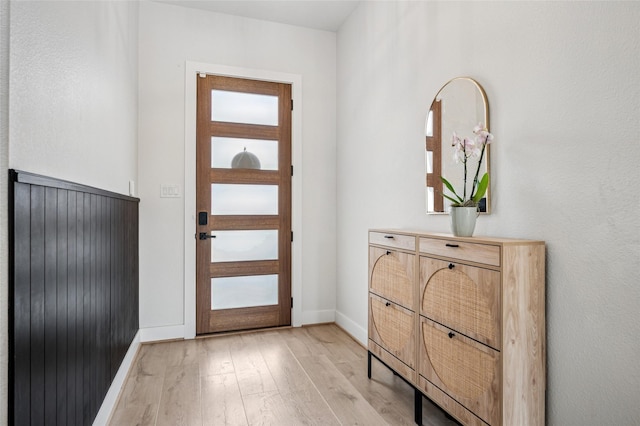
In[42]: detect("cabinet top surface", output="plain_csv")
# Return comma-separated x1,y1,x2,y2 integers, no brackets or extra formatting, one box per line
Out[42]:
369,229,544,245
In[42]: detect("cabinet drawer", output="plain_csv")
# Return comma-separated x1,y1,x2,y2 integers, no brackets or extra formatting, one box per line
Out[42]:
419,318,500,426
420,257,500,349
370,231,416,251
369,340,416,384
369,294,415,369
369,246,414,309
419,237,500,267
417,377,488,426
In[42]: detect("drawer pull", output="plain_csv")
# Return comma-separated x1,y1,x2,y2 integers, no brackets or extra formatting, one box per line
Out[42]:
448,263,455,269
448,332,455,339
445,243,459,248
384,235,395,239
385,302,391,307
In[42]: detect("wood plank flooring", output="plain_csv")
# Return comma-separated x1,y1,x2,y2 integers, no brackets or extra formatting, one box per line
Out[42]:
109,324,459,426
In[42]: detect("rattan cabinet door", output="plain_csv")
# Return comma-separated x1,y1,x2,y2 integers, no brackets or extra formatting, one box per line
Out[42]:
420,318,500,425
369,293,415,369
369,246,414,309
420,256,501,350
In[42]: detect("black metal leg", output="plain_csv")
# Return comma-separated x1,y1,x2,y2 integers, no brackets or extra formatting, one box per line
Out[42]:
414,388,422,425
368,351,425,424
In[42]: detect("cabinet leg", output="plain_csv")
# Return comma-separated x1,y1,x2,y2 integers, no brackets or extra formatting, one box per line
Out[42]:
414,388,422,425
367,351,372,379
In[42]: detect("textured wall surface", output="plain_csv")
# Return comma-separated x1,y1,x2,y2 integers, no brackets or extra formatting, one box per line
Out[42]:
336,2,640,425
8,1,138,195
137,1,337,330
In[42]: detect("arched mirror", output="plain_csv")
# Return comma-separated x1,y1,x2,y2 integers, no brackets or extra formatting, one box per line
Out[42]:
426,77,490,214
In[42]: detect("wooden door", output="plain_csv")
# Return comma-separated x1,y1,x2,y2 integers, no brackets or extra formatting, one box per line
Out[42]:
196,74,292,334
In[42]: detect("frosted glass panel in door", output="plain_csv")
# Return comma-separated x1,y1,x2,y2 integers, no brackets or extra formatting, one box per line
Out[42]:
211,184,278,215
211,137,278,170
427,187,435,212
211,275,278,310
211,230,278,263
211,90,278,126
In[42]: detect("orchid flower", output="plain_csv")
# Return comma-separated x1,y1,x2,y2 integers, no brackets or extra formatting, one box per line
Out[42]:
440,123,493,208
451,133,480,164
474,124,494,146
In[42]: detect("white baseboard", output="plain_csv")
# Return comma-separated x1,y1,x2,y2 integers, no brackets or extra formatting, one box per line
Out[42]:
92,330,141,426
139,324,186,342
136,312,356,342
138,315,341,341
335,310,367,346
302,309,335,325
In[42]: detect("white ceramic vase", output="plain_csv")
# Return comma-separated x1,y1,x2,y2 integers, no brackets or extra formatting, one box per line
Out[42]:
450,206,479,237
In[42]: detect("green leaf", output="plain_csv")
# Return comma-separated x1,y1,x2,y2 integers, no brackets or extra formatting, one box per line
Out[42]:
472,173,489,204
440,176,464,203
442,193,462,206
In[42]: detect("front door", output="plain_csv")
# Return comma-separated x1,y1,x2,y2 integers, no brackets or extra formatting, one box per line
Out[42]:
196,74,292,334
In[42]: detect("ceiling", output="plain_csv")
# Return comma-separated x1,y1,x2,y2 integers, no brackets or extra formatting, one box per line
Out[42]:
154,0,361,32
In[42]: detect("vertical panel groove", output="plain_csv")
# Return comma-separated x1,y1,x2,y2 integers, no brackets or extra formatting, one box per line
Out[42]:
56,189,68,426
44,187,58,424
30,185,45,425
9,170,139,426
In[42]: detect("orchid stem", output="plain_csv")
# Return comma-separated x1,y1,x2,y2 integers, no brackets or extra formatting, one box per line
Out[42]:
463,143,468,201
470,135,488,199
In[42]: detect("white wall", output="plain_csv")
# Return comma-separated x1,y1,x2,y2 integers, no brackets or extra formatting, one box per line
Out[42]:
9,0,139,194
336,2,640,425
137,1,337,332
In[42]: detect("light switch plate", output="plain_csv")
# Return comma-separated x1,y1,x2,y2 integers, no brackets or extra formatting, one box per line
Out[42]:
160,184,181,198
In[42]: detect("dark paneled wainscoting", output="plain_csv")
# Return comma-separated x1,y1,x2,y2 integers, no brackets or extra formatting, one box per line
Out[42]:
8,170,139,425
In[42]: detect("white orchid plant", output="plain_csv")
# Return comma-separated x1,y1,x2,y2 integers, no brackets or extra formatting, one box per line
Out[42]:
440,123,493,208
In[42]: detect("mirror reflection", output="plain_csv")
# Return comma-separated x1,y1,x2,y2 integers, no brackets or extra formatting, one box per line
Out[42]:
426,77,490,214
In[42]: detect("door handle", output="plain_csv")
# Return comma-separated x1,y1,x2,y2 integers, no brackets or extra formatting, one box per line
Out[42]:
198,232,216,240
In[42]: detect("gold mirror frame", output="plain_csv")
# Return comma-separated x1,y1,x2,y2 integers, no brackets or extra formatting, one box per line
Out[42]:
426,77,490,214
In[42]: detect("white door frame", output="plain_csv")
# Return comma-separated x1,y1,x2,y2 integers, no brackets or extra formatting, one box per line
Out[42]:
183,61,303,338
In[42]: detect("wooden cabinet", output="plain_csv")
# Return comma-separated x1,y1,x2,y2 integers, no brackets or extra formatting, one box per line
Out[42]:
368,232,416,382
368,230,545,426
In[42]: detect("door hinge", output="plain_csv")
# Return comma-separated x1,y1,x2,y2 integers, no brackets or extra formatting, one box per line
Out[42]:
291,99,293,111
291,231,294,242
291,165,294,176
291,297,293,308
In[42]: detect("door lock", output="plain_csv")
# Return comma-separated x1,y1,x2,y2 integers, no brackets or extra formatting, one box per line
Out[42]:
198,211,208,226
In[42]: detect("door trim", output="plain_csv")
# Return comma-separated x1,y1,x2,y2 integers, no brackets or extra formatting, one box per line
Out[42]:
184,62,303,339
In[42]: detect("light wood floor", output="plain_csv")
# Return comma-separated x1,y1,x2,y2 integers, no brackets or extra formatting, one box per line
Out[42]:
109,324,459,426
